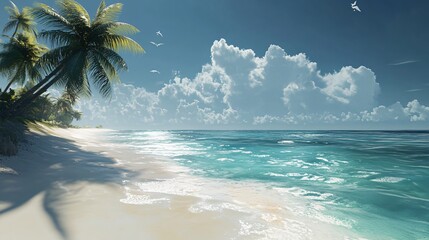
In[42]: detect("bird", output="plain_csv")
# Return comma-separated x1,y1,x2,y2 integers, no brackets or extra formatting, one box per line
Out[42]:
150,70,160,74
156,31,163,37
150,41,164,47
351,1,361,12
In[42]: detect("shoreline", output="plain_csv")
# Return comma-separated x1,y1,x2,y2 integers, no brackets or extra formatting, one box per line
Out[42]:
0,126,358,240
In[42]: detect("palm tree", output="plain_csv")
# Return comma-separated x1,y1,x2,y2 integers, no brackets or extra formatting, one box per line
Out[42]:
10,0,143,116
53,90,82,126
3,1,37,38
0,32,48,97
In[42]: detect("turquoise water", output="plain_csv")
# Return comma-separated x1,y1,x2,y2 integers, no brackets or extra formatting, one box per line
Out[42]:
110,130,429,239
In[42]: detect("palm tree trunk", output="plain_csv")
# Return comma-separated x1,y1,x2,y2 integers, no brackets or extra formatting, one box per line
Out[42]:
11,69,65,116
2,65,64,119
22,71,64,106
11,25,18,38
3,52,75,119
12,62,65,108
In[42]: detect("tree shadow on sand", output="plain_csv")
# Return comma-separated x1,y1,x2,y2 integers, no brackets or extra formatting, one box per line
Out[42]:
0,131,134,239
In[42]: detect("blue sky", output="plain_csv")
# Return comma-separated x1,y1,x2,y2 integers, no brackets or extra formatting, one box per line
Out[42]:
1,0,429,129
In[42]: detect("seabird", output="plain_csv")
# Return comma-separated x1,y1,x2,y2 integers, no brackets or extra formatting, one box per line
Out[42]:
150,41,164,47
351,1,361,12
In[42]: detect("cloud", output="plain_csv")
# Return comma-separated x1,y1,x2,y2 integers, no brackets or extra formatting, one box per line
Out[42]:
389,60,418,66
406,88,425,92
75,39,428,129
405,100,429,122
208,39,380,115
251,100,429,126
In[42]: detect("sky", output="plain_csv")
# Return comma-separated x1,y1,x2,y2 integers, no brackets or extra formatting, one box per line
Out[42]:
1,0,429,129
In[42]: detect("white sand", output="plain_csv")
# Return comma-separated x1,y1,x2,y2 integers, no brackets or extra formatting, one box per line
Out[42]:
0,126,357,240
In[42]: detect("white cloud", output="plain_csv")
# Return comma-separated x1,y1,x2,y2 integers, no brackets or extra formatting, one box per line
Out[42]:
404,100,429,121
360,102,407,122
74,39,428,129
251,101,429,128
321,66,380,111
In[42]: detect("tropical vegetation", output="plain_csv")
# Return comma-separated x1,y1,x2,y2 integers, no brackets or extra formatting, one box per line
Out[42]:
0,0,143,155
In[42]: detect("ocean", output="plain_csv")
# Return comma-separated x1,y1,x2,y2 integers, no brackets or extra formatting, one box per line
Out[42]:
108,130,429,239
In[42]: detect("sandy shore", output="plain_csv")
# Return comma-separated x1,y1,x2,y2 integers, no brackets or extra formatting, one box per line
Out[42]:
0,126,356,240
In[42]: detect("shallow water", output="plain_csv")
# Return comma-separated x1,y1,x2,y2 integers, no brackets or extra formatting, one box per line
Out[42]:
109,130,429,239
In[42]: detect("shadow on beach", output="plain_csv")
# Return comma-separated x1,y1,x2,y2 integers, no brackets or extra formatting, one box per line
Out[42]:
0,130,132,239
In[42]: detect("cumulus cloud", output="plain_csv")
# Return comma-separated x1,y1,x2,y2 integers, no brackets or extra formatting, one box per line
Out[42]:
404,100,429,122
75,39,428,129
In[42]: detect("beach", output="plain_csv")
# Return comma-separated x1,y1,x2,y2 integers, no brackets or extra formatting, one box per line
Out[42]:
0,0,428,239
0,127,362,240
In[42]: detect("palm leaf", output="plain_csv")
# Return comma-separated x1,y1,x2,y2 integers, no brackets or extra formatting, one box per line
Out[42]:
32,3,73,31
58,51,91,97
2,20,17,34
90,50,119,81
93,3,123,25
28,62,42,82
92,22,139,37
5,1,19,17
101,34,144,53
20,7,37,33
38,30,78,47
37,46,74,74
9,64,26,85
94,0,106,22
96,47,128,70
58,0,91,27
88,52,113,97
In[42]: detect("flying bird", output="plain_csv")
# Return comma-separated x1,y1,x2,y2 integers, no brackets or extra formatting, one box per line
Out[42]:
150,70,160,74
351,1,361,12
156,31,163,37
150,41,164,47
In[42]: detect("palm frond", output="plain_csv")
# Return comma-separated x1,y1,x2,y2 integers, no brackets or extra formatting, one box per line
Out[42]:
109,22,140,35
88,52,114,97
21,7,35,19
0,57,19,76
96,47,128,70
5,1,19,18
32,3,73,31
95,0,106,22
38,30,78,47
101,34,144,53
58,0,91,27
9,64,26,85
36,46,74,74
20,7,37,30
57,50,91,97
0,44,24,71
28,62,42,82
93,2,123,25
0,55,21,72
91,49,123,79
92,22,139,37
96,47,128,71
2,20,17,34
